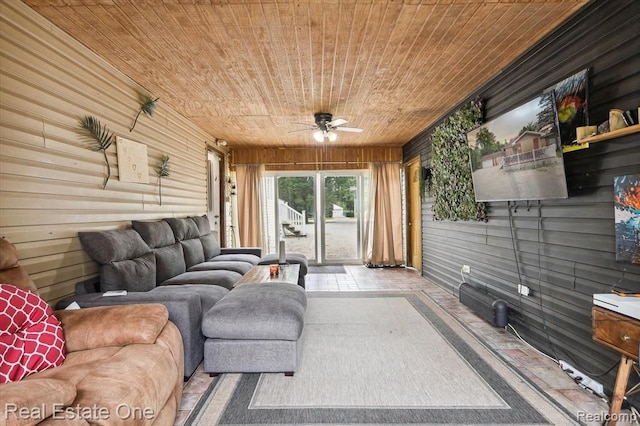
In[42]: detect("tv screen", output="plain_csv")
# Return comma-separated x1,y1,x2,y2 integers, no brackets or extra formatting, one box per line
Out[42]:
466,94,569,202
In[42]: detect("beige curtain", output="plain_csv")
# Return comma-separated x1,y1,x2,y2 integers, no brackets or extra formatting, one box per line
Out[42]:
363,163,403,266
235,164,265,249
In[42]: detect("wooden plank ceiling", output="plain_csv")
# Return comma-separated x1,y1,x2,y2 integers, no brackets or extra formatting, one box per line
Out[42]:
23,0,588,149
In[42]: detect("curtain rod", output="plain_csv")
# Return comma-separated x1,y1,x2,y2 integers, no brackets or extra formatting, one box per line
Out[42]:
232,160,403,166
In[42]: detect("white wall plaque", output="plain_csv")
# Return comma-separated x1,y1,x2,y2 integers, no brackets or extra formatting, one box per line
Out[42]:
116,136,149,183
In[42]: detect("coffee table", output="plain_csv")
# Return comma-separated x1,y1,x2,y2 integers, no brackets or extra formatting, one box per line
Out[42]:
233,264,300,288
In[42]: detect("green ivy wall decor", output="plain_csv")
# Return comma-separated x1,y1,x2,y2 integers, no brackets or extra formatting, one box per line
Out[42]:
79,115,115,189
430,99,487,221
156,154,170,205
130,96,159,132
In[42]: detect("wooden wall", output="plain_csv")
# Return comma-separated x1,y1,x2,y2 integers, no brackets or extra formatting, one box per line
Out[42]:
0,2,223,305
404,0,640,393
232,146,402,171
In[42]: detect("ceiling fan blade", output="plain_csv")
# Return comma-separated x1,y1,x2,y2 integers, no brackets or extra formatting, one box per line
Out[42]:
288,127,316,133
335,126,363,133
328,118,348,127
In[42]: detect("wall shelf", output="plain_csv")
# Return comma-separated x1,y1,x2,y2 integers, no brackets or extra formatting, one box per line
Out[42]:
563,124,639,153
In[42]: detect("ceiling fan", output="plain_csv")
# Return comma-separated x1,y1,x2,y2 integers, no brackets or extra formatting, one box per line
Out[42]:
292,113,363,142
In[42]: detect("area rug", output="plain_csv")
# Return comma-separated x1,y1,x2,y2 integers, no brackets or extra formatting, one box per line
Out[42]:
191,292,577,425
308,265,347,274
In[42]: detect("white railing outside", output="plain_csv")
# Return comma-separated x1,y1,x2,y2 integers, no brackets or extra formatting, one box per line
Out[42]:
279,199,305,228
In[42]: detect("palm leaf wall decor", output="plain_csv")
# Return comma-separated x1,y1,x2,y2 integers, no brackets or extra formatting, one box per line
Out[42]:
79,115,115,189
156,154,170,205
130,96,159,132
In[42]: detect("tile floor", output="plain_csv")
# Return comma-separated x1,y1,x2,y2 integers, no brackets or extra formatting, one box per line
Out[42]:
174,265,633,426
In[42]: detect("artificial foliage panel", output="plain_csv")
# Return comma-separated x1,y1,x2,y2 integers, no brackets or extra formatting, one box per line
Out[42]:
430,100,487,221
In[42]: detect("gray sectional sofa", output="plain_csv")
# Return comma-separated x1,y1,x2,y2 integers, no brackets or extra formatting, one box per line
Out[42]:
77,216,261,292
57,215,263,377
58,215,309,378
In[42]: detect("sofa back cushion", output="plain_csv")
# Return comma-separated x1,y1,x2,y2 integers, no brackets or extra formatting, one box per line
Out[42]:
164,218,200,241
79,229,150,264
153,244,186,285
56,304,169,352
190,215,222,259
181,239,205,269
200,233,221,259
190,215,211,236
131,220,175,248
101,252,156,292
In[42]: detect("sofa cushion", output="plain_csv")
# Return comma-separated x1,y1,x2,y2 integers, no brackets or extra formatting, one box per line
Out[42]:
56,304,169,352
202,283,306,341
200,233,222,259
190,215,211,236
181,239,205,268
71,339,179,425
79,229,151,264
258,252,309,275
0,378,77,423
150,284,229,319
189,260,252,275
132,220,176,248
161,270,241,290
100,252,156,292
164,217,200,241
0,284,66,383
213,253,260,265
153,244,187,285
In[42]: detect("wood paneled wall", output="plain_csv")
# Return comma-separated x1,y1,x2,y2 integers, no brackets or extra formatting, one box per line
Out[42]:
232,146,402,171
0,2,223,305
403,0,640,393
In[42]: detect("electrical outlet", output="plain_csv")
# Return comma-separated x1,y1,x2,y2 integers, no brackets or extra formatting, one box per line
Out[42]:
517,284,530,296
559,360,606,397
462,265,471,273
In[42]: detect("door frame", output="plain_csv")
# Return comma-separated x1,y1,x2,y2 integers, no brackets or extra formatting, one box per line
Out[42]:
207,150,225,247
319,171,365,265
266,170,366,265
404,156,422,272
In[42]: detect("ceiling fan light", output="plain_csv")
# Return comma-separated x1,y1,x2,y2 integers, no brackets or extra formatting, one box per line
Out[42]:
312,130,324,142
327,131,338,142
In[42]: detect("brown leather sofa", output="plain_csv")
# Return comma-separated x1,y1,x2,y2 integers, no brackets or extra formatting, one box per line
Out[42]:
0,238,184,425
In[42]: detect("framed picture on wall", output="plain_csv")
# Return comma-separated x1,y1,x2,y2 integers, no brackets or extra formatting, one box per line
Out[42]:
116,136,150,184
614,174,640,264
544,68,589,147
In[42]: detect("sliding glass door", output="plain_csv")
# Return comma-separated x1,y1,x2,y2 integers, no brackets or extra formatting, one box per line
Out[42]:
322,174,361,263
265,171,364,264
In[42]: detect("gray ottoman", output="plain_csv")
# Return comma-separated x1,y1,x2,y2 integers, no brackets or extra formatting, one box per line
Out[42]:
258,252,308,288
202,282,307,376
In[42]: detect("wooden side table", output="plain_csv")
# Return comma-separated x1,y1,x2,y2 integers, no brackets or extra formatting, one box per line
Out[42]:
592,306,640,426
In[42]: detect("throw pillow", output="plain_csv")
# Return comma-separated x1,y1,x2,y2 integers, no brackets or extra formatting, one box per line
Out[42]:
0,284,65,383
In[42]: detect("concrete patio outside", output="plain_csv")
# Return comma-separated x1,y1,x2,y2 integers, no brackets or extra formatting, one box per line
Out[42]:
281,216,360,262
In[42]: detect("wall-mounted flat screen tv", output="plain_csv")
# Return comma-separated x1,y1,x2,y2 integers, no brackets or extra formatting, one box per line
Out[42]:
466,94,569,202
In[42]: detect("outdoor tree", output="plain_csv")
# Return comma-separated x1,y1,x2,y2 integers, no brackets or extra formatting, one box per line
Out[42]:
277,176,357,221
324,177,356,217
278,177,315,223
471,127,499,170
475,127,500,155
518,122,537,135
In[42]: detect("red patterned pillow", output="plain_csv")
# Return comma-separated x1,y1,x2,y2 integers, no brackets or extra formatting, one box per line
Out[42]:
0,284,65,382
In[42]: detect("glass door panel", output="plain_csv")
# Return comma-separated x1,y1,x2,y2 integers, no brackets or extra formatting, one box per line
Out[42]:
322,175,360,262
276,175,316,262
